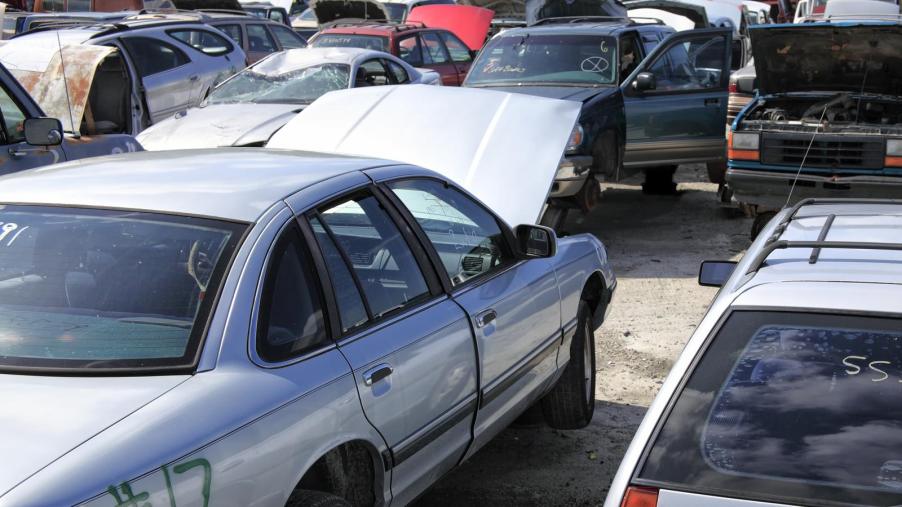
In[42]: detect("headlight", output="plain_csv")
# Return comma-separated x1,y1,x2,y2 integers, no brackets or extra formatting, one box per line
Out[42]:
731,132,759,151
887,139,902,157
565,124,584,154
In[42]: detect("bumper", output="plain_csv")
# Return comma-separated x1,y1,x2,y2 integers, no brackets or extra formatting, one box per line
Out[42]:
726,167,902,208
550,155,593,198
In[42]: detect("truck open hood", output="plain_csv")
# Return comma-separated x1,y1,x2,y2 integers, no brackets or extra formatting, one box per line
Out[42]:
407,5,493,50
751,23,902,96
0,374,187,498
623,0,708,28
527,0,627,24
310,0,388,23
268,85,581,226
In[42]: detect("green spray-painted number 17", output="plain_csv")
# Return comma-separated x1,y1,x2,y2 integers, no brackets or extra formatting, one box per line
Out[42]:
106,458,212,507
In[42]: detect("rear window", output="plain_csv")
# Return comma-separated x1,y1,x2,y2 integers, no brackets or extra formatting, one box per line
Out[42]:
638,311,902,506
0,206,244,373
311,33,388,52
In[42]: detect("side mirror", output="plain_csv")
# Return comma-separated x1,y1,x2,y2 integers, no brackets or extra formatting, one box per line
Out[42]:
698,260,738,287
515,224,556,259
24,117,63,146
632,71,656,92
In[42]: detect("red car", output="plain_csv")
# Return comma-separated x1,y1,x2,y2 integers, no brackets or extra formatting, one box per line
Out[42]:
310,23,475,86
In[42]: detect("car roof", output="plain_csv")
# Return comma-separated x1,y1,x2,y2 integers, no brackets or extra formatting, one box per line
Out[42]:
724,200,902,302
252,47,392,69
319,22,432,36
0,149,394,222
496,17,667,37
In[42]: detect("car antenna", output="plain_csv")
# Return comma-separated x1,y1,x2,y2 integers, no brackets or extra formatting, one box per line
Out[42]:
784,105,828,208
854,64,869,125
55,30,79,139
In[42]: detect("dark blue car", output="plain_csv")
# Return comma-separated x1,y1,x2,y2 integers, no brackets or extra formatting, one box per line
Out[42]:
464,17,732,227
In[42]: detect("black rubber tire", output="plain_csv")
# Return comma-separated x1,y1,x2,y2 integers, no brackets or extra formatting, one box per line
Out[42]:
286,490,352,507
751,210,777,240
541,301,596,430
706,161,727,184
540,204,569,231
592,130,619,181
641,166,678,195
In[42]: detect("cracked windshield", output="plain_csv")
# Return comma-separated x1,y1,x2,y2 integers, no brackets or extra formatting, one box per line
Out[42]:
207,63,350,105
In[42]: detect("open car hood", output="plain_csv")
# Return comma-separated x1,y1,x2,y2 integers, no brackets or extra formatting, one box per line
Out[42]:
407,5,493,51
310,0,388,23
623,0,708,28
0,43,114,135
268,85,581,226
527,0,627,24
751,23,902,96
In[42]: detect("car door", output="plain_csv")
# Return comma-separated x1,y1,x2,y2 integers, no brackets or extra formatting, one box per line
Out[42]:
245,22,279,64
117,36,193,124
419,31,460,85
0,80,64,176
382,177,562,458
355,58,392,87
621,28,732,171
303,187,478,506
166,28,242,102
437,31,473,85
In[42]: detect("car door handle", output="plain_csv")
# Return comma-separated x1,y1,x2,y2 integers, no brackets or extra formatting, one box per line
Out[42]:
8,147,28,158
475,309,497,328
189,75,199,82
363,364,393,386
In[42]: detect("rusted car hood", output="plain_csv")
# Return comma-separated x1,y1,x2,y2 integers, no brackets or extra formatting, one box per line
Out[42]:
407,5,493,50
268,85,581,226
311,0,388,23
136,103,303,150
751,22,902,95
0,43,114,135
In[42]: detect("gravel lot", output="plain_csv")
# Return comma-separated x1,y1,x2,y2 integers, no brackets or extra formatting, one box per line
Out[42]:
414,164,754,506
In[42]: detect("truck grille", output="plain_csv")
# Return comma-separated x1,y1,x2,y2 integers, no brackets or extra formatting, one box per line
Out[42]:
761,133,885,170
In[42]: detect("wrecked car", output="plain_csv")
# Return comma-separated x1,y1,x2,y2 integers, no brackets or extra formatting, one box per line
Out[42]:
0,55,139,177
0,17,245,134
725,22,902,237
464,18,732,228
0,86,616,507
137,47,440,150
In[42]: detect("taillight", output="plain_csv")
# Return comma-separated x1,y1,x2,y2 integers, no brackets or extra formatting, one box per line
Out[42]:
620,486,659,507
729,82,738,94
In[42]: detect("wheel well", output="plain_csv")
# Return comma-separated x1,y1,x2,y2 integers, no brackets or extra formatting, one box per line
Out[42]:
581,272,607,328
289,440,379,507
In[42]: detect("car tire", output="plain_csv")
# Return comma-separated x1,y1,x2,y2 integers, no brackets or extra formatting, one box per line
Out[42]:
541,300,596,430
286,490,352,507
540,204,569,231
592,130,619,181
751,210,777,240
706,161,727,184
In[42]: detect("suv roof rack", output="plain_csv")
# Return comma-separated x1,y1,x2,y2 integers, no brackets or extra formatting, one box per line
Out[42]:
531,15,662,26
321,20,425,31
745,198,902,275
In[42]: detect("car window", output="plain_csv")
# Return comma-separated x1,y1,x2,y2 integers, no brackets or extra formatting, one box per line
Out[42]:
386,59,409,84
66,0,90,10
168,29,232,57
217,24,243,46
397,34,423,66
311,33,389,52
121,36,189,77
355,59,390,87
439,31,471,63
268,10,287,24
269,24,307,49
619,32,641,82
247,23,277,53
420,32,449,64
316,194,429,319
256,225,327,362
387,179,512,286
644,33,726,92
0,84,26,144
0,205,243,371
639,311,902,506
207,63,350,105
309,216,368,333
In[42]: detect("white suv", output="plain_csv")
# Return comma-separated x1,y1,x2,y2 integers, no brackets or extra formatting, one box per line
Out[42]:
606,198,902,507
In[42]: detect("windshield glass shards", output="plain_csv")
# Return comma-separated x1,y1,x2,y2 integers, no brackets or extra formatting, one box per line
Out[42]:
207,63,351,105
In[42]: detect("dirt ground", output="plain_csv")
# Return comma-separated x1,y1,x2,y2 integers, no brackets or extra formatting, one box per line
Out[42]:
414,164,754,506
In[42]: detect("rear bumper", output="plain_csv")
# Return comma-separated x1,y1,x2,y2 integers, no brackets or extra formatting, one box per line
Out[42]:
550,155,593,198
726,167,902,208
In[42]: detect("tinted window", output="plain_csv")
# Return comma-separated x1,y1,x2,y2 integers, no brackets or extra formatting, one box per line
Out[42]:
268,10,287,24
383,3,406,22
312,33,388,52
619,32,641,81
386,60,409,84
0,206,242,371
66,0,90,10
217,24,243,46
256,226,327,362
0,84,26,144
640,311,902,506
466,34,617,86
169,29,232,56
355,59,390,86
317,194,429,319
270,24,307,49
247,23,277,53
439,31,471,63
420,32,449,64
388,179,511,286
121,37,189,76
309,216,367,333
645,34,726,92
397,35,422,66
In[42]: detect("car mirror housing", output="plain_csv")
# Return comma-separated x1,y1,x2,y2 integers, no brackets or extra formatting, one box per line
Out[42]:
632,72,656,92
515,224,557,259
24,117,63,147
698,260,738,287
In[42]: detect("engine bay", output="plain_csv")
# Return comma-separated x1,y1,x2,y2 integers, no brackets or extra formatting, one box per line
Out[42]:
740,94,902,136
